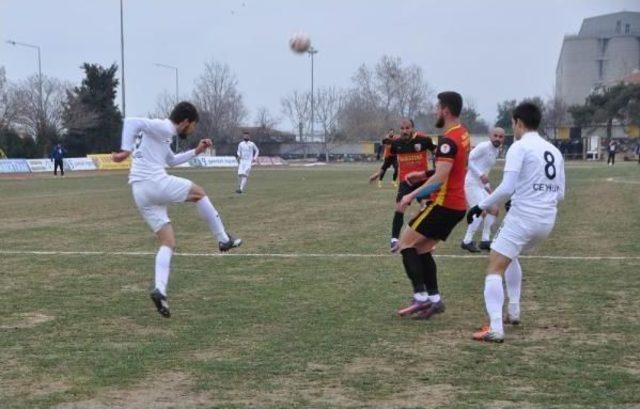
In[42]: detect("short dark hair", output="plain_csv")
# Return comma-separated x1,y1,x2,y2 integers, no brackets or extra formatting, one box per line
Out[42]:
169,101,199,124
512,102,541,130
437,91,463,117
401,118,415,128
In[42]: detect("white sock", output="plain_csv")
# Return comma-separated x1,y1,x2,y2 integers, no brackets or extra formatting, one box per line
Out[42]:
240,176,247,191
196,196,230,243
505,258,522,318
482,214,496,241
155,246,173,296
428,294,441,303
463,215,482,244
414,292,429,302
484,274,504,334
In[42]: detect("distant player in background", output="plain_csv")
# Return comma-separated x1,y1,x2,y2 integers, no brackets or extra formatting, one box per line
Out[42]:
236,130,259,194
112,101,242,318
461,128,504,252
369,119,436,252
467,102,565,343
607,140,618,166
50,143,67,176
395,92,469,320
377,129,399,188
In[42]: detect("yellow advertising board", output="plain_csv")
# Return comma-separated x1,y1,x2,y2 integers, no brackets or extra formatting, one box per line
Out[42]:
88,154,131,170
626,125,640,138
557,127,570,141
361,142,375,155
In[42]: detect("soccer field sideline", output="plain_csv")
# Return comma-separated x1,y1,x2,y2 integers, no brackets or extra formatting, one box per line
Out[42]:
1,249,639,261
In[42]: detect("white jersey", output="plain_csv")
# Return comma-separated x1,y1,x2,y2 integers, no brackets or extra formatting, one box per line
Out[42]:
465,141,499,186
504,132,565,222
120,117,195,184
237,141,259,162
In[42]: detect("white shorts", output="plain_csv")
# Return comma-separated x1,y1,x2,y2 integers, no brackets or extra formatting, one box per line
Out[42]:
238,160,253,176
131,175,193,232
465,182,489,207
491,213,555,259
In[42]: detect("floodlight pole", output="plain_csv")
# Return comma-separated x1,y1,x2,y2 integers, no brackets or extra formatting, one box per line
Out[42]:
154,63,180,150
120,0,126,117
6,40,43,131
308,47,318,158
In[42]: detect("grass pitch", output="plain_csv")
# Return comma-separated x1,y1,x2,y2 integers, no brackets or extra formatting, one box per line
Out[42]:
1,162,639,408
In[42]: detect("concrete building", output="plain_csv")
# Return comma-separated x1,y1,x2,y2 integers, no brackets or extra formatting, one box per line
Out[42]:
556,11,640,106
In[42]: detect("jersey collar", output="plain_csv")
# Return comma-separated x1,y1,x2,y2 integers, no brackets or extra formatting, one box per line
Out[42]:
521,131,540,140
443,124,461,135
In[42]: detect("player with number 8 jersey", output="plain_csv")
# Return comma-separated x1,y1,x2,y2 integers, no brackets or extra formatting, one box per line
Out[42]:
467,102,565,343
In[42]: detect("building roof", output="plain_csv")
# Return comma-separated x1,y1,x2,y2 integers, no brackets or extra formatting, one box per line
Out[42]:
622,70,640,84
578,11,640,37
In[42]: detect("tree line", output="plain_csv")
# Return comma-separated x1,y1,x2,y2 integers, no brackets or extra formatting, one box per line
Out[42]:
2,56,639,159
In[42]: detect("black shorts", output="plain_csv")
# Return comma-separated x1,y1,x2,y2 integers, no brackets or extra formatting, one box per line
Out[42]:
408,203,466,241
381,156,397,171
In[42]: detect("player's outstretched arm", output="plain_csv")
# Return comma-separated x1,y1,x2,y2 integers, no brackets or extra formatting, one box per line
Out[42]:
253,143,260,163
397,162,451,211
166,139,211,167
112,150,131,163
405,170,428,186
467,170,518,224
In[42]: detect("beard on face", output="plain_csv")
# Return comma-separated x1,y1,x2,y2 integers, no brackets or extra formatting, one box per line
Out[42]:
492,140,501,148
435,115,445,129
178,132,188,140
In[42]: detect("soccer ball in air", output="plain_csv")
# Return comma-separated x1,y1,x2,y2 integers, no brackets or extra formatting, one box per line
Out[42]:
289,32,311,54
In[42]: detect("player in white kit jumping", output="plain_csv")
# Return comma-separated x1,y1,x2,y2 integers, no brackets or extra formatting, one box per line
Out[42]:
112,101,242,318
236,131,259,194
460,128,504,252
466,102,565,343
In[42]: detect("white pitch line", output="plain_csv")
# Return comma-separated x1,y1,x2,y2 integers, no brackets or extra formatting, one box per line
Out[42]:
0,250,638,261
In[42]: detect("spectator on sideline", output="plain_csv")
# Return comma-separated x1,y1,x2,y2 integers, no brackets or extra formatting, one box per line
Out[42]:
50,143,67,176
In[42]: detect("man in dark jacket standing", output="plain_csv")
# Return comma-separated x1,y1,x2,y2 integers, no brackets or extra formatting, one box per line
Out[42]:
50,143,66,176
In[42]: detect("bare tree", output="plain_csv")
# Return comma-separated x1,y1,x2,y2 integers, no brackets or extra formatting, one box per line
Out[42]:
281,90,310,141
545,96,570,128
192,59,247,143
254,106,280,129
11,74,70,148
315,87,345,141
339,55,433,140
315,87,346,160
150,90,177,118
0,67,20,131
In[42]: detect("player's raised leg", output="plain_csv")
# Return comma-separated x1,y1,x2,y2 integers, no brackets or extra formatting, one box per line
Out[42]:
187,183,242,251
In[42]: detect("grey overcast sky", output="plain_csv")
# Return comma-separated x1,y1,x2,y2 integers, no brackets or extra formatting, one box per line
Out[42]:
2,0,639,131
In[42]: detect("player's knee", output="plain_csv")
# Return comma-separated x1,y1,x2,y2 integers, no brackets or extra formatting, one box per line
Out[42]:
162,239,176,250
189,184,206,201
